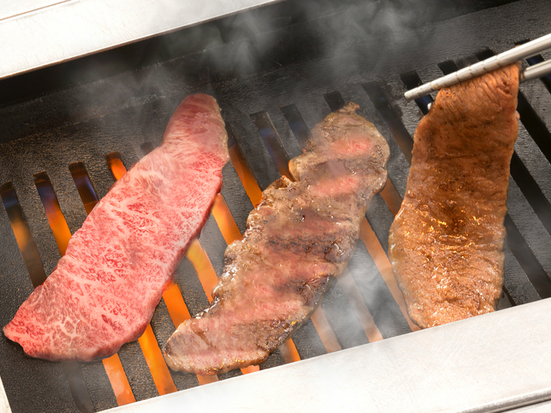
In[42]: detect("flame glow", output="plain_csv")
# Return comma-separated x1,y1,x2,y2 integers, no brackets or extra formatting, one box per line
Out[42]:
211,194,243,245
102,355,136,405
137,325,177,395
228,144,263,207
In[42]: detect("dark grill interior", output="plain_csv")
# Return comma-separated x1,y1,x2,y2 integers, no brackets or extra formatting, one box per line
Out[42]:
1,0,551,411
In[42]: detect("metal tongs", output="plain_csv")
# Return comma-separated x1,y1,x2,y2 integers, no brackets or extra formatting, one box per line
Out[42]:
404,32,551,100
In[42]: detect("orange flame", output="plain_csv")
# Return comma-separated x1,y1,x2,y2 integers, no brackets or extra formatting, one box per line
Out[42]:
186,240,219,303
102,355,136,405
34,175,72,256
379,179,403,217
211,194,243,245
105,153,127,182
278,340,301,364
137,325,177,395
228,144,263,207
310,308,342,353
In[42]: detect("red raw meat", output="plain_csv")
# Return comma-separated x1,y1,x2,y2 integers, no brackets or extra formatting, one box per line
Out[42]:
3,94,228,361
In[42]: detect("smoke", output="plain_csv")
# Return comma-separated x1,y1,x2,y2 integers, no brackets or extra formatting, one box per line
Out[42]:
181,0,450,87
56,0,450,136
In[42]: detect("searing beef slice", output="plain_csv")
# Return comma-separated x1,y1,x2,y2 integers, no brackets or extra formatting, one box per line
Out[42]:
163,102,390,375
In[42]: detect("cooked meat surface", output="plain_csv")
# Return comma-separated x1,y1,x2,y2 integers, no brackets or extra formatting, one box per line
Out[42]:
163,102,389,375
388,65,520,328
3,94,228,361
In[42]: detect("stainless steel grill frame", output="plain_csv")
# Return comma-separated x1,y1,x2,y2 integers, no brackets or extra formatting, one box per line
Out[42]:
1,0,551,411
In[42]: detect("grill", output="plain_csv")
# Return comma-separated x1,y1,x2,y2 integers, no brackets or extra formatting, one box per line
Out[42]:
1,0,551,411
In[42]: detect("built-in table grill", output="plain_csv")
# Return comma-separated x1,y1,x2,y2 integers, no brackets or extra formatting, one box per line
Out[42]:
1,0,551,411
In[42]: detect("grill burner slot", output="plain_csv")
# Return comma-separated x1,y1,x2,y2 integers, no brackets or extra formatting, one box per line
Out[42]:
323,91,345,112
34,172,72,256
362,82,414,163
280,104,310,146
227,127,263,207
69,162,99,215
139,142,154,156
400,71,432,115
250,112,292,179
60,361,95,413
0,182,46,287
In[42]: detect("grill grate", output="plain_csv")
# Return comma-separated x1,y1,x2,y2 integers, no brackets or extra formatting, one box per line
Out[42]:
1,0,551,411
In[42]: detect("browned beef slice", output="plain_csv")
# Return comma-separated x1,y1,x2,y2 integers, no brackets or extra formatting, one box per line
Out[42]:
388,64,520,328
